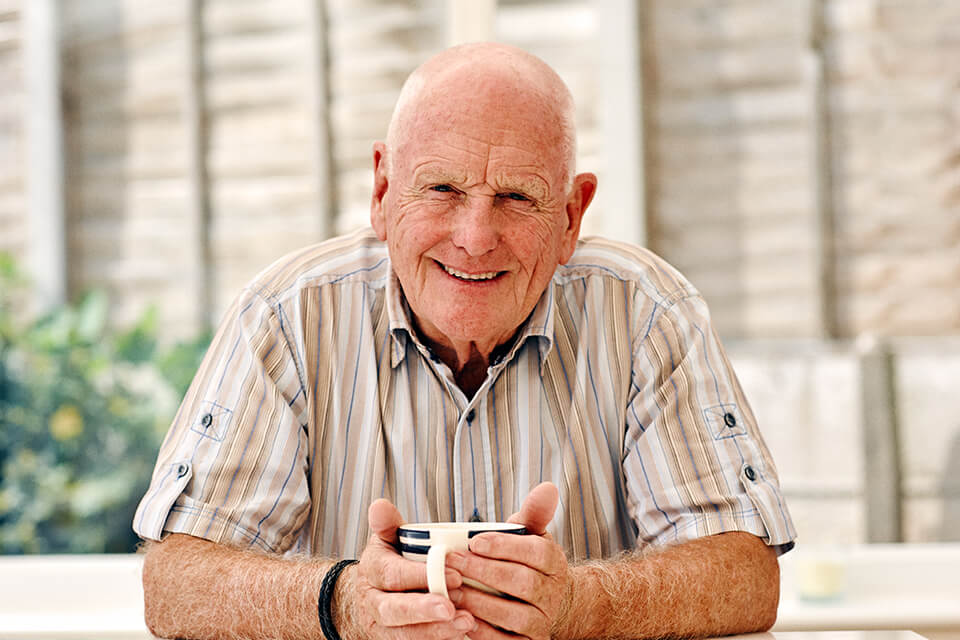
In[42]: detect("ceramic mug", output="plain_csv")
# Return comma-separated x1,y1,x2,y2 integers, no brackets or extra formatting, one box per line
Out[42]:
397,521,527,598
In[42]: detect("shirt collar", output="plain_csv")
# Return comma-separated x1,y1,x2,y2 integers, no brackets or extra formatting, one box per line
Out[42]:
386,267,556,370
386,270,414,368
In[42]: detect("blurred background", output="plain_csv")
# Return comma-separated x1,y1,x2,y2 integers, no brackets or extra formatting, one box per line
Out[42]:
0,0,958,555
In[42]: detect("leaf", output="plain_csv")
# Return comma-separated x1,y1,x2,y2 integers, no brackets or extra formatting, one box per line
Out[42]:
156,329,212,396
0,255,197,553
76,290,109,342
49,405,84,441
114,306,158,363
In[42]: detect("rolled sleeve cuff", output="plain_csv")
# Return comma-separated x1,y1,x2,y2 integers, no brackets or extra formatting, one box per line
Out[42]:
132,460,290,553
649,463,796,556
132,460,194,542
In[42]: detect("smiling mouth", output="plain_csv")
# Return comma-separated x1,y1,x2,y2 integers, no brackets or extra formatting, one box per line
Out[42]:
437,261,504,282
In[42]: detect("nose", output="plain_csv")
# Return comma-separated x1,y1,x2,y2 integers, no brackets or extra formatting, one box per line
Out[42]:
451,194,499,256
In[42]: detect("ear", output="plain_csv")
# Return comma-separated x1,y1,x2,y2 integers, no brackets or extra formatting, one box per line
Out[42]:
559,172,597,263
370,142,389,240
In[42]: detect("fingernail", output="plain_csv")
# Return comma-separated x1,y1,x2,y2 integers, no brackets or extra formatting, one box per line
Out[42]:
448,588,463,604
468,536,488,553
454,615,474,632
432,602,453,619
445,568,462,587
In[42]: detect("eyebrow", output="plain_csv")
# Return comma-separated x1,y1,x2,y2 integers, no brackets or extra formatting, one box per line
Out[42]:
412,167,468,187
492,174,549,201
411,166,551,201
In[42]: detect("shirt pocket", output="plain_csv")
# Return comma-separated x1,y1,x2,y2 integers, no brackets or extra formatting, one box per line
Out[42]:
133,461,194,541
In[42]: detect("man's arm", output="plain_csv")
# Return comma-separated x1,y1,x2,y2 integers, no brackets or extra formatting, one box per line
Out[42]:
560,531,779,639
450,484,780,640
142,521,476,640
141,533,330,640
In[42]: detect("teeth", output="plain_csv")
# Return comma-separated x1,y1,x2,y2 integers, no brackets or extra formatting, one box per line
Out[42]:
442,264,500,281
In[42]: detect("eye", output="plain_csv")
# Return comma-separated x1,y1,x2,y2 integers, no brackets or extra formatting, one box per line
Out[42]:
500,192,530,202
430,184,455,193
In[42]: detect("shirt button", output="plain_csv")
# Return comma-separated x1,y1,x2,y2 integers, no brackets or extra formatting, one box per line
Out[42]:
723,412,737,428
176,463,189,478
466,409,476,424
200,413,213,428
744,465,757,482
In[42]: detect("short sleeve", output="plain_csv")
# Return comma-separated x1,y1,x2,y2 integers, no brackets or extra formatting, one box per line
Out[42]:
133,288,311,553
622,293,796,553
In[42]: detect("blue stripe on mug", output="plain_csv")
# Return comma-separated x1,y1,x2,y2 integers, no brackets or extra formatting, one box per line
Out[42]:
398,525,528,540
468,527,526,538
400,542,431,555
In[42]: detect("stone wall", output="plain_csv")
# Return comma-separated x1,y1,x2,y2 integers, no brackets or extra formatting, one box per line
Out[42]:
60,2,194,330
202,0,325,317
643,0,960,339
0,2,25,266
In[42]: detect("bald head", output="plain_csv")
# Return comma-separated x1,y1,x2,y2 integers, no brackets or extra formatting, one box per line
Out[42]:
385,43,577,186
368,43,598,364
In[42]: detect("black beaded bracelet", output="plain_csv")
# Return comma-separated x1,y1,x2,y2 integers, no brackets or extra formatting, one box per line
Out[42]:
318,558,359,640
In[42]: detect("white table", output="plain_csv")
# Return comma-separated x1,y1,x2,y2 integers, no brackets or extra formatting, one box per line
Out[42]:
742,633,927,640
775,543,960,640
0,553,951,640
0,630,933,640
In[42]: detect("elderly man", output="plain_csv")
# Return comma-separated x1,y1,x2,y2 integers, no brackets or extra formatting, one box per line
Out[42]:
135,43,795,640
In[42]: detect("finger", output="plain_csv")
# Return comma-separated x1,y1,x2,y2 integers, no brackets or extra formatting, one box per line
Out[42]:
396,612,476,640
508,482,558,535
468,531,564,577
363,540,463,592
378,615,478,640
369,498,404,544
458,585,546,638
367,589,458,626
466,618,523,640
445,552,544,605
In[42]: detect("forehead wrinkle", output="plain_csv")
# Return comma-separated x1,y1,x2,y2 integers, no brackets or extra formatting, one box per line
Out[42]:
408,137,493,188
408,134,488,159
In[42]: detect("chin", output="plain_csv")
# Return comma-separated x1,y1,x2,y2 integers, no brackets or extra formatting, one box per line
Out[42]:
440,316,504,344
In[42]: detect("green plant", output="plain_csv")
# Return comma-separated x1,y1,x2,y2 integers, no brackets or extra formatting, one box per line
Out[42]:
0,255,210,553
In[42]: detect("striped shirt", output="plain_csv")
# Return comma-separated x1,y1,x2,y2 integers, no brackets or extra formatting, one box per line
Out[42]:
134,227,795,561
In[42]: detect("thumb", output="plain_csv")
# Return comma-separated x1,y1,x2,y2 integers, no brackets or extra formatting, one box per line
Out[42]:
508,482,559,535
368,498,404,545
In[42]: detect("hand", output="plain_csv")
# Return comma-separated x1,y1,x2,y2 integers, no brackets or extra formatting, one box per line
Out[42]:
342,499,478,640
445,482,574,639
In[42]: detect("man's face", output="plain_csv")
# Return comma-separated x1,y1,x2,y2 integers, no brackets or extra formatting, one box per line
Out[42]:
371,83,594,354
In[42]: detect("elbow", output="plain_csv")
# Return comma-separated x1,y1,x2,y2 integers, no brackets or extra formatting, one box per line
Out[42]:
757,594,779,633
755,546,781,631
141,536,191,639
141,541,170,638
141,533,222,639
724,533,781,633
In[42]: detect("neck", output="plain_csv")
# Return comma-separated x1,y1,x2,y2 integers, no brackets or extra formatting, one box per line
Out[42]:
428,341,489,397
411,317,521,397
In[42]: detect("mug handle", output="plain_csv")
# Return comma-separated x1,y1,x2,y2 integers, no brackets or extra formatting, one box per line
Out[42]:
426,542,449,598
